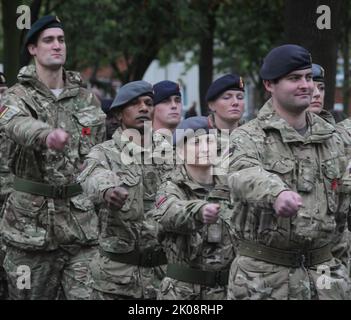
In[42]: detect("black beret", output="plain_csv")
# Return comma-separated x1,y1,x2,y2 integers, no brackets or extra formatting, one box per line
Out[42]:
100,98,113,114
173,116,210,146
312,63,325,82
0,72,6,86
110,80,154,111
24,15,63,47
206,74,245,102
260,44,312,80
153,80,181,105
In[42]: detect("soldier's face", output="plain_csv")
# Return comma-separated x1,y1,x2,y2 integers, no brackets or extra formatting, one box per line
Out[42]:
265,69,314,114
117,95,154,133
181,134,217,167
153,95,182,130
28,28,66,70
209,90,245,124
308,81,325,114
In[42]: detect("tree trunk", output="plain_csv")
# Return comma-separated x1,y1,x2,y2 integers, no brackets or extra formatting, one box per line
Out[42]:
341,1,350,116
2,0,22,86
284,0,342,111
199,12,215,116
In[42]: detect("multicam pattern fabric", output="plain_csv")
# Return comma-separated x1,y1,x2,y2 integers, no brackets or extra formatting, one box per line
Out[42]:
227,99,351,300
152,166,235,300
0,65,105,299
78,127,171,299
0,65,106,250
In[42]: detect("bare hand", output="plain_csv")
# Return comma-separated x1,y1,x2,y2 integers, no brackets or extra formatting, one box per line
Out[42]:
273,191,303,218
46,129,70,151
201,203,220,224
104,187,129,210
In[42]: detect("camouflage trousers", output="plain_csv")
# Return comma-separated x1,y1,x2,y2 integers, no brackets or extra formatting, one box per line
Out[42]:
158,277,227,300
0,199,8,300
0,241,8,300
3,244,97,300
227,255,351,300
88,251,165,300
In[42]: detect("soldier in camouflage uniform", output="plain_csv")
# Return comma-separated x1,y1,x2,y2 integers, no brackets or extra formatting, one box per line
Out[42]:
0,16,105,300
153,117,235,300
206,73,245,178
227,45,351,300
78,80,168,300
0,72,10,299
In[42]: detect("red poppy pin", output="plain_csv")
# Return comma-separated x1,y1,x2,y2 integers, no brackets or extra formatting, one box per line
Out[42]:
331,179,338,191
82,127,91,136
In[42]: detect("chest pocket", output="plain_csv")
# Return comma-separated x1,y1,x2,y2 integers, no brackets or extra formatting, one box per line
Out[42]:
116,168,143,220
296,159,318,193
322,158,342,213
263,158,295,187
73,109,104,156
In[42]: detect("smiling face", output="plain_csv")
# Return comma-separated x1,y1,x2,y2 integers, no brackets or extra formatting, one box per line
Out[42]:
28,28,66,70
308,81,325,114
116,95,154,132
264,69,314,114
209,89,245,125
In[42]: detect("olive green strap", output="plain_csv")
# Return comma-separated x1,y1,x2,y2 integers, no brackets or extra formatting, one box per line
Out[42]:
13,176,82,199
238,240,332,268
100,248,167,267
167,264,229,287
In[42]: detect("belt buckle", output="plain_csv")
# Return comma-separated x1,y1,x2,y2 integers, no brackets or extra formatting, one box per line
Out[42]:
296,250,311,267
52,186,65,198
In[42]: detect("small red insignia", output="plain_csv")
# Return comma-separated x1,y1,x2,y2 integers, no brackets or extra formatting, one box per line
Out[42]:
0,105,9,119
156,196,167,208
82,127,91,136
331,179,338,191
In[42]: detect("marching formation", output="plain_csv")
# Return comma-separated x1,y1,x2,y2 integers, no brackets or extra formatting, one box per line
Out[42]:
0,15,350,300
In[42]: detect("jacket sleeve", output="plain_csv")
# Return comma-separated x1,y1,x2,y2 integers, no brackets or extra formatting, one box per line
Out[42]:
228,129,290,207
152,180,207,234
77,145,121,204
0,92,52,150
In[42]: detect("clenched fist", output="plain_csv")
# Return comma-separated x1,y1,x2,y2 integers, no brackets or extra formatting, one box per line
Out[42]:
104,186,129,210
273,191,303,218
46,129,70,151
201,203,220,224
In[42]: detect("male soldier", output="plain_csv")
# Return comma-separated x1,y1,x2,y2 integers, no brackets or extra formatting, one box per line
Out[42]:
78,80,167,300
152,80,182,133
0,16,106,299
227,44,351,300
153,117,235,300
0,72,10,299
152,80,182,163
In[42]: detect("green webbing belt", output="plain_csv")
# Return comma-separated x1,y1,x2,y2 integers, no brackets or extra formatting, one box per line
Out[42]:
13,176,82,199
167,264,229,287
238,240,333,268
100,248,167,267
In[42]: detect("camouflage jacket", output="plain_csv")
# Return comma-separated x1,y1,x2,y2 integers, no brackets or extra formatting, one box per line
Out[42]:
152,165,235,271
78,126,172,254
0,131,13,204
0,65,106,250
229,99,351,253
